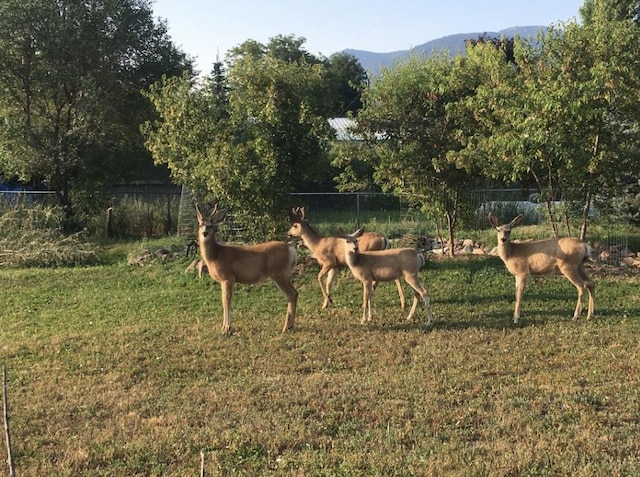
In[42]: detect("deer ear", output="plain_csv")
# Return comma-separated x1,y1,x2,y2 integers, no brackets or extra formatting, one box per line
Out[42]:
488,213,500,228
510,215,524,228
211,209,227,224
337,227,345,238
353,226,365,238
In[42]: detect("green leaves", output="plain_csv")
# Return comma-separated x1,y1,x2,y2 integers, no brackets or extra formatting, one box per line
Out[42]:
454,16,640,238
143,36,337,236
0,0,192,224
349,53,490,253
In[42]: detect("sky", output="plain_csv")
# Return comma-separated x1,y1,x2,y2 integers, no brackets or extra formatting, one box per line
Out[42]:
152,0,585,74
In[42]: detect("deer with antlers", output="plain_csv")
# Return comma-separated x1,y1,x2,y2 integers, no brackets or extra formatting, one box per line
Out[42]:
287,207,406,310
338,227,433,326
195,203,298,334
489,213,595,324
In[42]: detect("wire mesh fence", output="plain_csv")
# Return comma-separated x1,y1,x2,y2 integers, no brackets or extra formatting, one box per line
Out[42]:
1,187,633,264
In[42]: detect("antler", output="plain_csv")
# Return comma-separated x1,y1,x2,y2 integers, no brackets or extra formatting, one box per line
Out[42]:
294,207,306,220
208,198,219,217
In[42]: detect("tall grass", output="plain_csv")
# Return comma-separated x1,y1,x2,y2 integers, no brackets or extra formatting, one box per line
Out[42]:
1,240,639,476
84,195,179,238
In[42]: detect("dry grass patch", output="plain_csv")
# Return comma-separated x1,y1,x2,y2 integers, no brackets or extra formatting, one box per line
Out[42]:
0,206,98,267
1,251,639,476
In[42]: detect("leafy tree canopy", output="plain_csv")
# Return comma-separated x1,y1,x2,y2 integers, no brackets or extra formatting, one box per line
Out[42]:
457,11,640,238
144,35,347,236
0,0,192,224
349,52,491,254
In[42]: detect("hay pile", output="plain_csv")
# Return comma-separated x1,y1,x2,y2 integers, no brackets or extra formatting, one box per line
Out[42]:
0,206,98,267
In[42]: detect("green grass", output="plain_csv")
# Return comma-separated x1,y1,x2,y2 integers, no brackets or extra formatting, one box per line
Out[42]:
1,240,640,476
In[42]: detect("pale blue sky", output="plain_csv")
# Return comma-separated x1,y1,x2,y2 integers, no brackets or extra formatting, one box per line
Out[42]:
152,0,585,74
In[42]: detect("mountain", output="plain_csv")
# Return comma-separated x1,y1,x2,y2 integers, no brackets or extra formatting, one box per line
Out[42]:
344,26,546,76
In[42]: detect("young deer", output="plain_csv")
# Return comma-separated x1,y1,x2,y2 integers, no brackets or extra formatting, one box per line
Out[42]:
196,203,298,334
338,227,433,326
287,207,405,310
488,213,595,324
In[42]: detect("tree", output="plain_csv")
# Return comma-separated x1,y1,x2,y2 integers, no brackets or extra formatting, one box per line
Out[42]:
350,53,487,255
458,15,640,239
144,36,334,237
579,0,640,229
324,52,368,116
580,0,640,25
0,0,192,225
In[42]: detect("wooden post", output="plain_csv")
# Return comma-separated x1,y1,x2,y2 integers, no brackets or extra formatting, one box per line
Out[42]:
165,193,172,235
106,207,114,238
3,367,16,477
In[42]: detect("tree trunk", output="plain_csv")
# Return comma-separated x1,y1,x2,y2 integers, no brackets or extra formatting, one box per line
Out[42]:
446,210,455,257
579,190,592,241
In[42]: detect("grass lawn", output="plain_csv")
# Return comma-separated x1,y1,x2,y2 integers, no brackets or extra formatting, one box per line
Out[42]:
1,240,639,476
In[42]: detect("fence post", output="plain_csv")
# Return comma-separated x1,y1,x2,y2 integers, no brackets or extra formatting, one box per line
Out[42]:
165,192,172,235
105,207,114,238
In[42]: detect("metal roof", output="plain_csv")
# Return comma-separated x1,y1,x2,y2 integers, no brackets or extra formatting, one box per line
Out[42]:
328,117,360,140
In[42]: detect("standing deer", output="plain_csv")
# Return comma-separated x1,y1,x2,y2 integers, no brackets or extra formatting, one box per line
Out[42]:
196,203,298,334
338,227,433,326
488,213,595,324
287,207,405,310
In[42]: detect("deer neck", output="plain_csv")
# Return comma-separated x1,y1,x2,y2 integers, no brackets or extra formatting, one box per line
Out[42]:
497,239,515,260
299,224,322,249
198,235,220,262
343,246,359,269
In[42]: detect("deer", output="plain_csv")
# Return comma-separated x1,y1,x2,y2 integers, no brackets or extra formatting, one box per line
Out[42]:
337,227,433,326
488,213,595,324
287,207,406,310
195,203,298,334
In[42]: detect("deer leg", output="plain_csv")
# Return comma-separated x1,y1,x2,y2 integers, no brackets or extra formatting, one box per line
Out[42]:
362,281,374,323
560,265,589,321
395,279,406,311
274,277,298,332
578,265,596,319
404,275,432,325
585,279,595,320
407,292,420,321
572,283,585,321
513,274,528,324
220,281,233,334
317,266,335,309
324,267,337,308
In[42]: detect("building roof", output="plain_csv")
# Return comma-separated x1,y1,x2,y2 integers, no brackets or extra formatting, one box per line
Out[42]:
328,117,360,141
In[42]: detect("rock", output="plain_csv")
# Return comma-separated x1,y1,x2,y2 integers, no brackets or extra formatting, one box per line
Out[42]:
621,256,640,267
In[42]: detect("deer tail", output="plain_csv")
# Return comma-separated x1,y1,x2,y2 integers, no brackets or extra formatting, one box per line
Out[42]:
288,244,298,270
417,251,427,270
